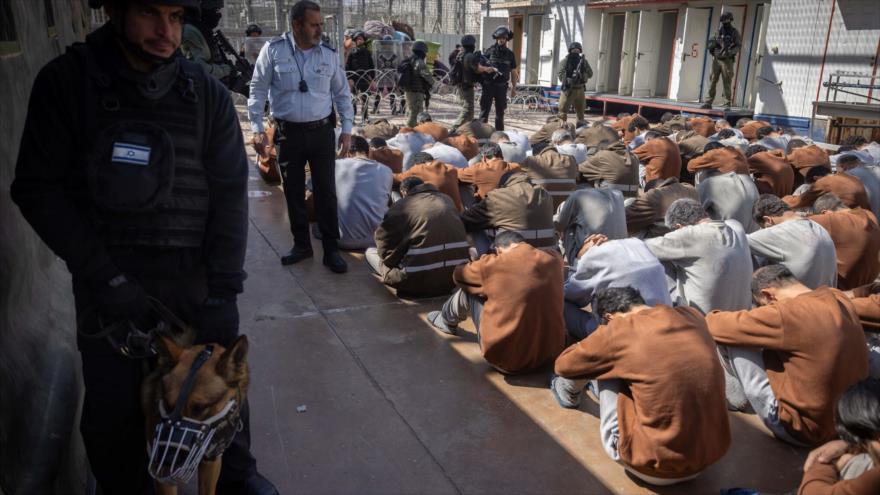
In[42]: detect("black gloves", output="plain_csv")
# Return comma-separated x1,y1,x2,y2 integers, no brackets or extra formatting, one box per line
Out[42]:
195,297,240,347
93,274,152,322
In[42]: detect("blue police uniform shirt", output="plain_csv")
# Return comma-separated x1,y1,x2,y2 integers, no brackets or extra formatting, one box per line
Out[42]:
248,32,354,134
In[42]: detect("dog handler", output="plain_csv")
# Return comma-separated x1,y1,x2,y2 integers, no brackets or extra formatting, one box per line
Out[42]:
10,0,277,493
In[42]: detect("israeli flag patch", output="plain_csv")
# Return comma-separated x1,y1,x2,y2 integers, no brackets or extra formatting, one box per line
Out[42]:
111,142,151,166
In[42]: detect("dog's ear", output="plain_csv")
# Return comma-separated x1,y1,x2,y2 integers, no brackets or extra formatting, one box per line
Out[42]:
157,335,183,367
217,335,249,384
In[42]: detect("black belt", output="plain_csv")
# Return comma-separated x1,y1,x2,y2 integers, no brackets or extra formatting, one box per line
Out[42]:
276,115,333,132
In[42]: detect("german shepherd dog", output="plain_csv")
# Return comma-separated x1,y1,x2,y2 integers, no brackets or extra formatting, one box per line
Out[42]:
142,335,249,495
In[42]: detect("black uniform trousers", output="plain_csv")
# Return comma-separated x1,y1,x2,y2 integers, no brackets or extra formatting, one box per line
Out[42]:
479,83,508,130
276,120,339,251
74,251,255,494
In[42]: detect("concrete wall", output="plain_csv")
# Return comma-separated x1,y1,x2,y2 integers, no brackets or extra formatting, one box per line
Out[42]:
0,1,91,493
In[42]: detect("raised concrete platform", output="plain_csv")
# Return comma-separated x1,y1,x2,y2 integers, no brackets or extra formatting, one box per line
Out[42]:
585,92,755,122
224,104,807,494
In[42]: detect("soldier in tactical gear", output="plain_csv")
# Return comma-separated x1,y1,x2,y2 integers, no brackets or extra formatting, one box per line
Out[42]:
557,41,593,123
399,40,435,128
11,1,277,493
701,12,741,109
452,34,497,131
346,30,375,123
479,26,518,131
180,1,234,82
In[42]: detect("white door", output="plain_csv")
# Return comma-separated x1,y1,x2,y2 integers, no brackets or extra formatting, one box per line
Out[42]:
670,7,712,102
595,12,612,92
481,17,508,51
538,15,559,86
618,11,640,95
583,8,603,92
743,4,771,108
632,10,662,97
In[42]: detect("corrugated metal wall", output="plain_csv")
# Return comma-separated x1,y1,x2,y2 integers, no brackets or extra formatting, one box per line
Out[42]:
756,0,880,119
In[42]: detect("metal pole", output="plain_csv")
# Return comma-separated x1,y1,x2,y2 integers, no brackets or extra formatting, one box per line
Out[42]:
274,0,282,32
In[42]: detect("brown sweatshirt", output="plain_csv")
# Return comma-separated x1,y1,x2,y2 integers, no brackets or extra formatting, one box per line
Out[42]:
454,243,566,373
798,464,880,495
634,137,682,183
783,174,871,212
748,149,795,197
852,294,880,332
688,117,716,138
741,120,772,141
808,208,880,290
394,161,463,211
706,287,869,446
369,146,404,174
444,134,480,160
687,147,750,174
788,145,832,177
414,122,450,142
456,158,521,199
555,305,731,479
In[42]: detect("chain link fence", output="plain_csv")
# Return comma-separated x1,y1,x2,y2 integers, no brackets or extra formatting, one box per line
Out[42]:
221,0,481,38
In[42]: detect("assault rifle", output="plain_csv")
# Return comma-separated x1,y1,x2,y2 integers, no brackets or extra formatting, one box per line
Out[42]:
563,56,585,90
211,29,254,97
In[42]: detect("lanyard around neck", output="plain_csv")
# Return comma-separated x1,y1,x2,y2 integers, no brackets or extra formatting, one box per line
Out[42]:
286,32,307,81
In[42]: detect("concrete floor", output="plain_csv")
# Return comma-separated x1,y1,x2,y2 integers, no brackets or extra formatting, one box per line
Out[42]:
230,102,807,494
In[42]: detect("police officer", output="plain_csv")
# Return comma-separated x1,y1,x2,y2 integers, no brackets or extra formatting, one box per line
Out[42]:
345,30,375,123
701,11,741,109
10,0,277,493
399,40,434,128
249,0,354,273
480,26,518,131
556,42,592,123
452,34,497,131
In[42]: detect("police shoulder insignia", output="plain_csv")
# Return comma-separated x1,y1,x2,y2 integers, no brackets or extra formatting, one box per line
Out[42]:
321,42,337,52
268,36,285,45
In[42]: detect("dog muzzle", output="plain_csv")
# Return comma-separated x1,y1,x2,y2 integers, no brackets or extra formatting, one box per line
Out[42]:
147,345,243,485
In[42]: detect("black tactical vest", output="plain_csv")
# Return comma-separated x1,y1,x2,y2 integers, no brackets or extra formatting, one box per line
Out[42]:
72,43,210,249
484,45,514,84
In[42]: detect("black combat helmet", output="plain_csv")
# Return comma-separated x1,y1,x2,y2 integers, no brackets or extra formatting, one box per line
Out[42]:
89,0,200,14
245,23,262,36
492,26,513,40
412,40,428,55
461,34,476,47
568,42,582,52
720,12,734,23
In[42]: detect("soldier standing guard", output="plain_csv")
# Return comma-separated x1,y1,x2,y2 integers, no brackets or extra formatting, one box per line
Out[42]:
398,40,435,128
480,26,518,131
249,0,354,273
701,12,741,109
557,42,592,123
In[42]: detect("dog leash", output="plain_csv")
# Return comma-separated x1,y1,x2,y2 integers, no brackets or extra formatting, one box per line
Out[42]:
77,296,190,358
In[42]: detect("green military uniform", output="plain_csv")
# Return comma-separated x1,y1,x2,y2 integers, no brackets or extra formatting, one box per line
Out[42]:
704,20,742,108
452,50,481,129
401,55,434,128
181,24,232,79
557,51,592,122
